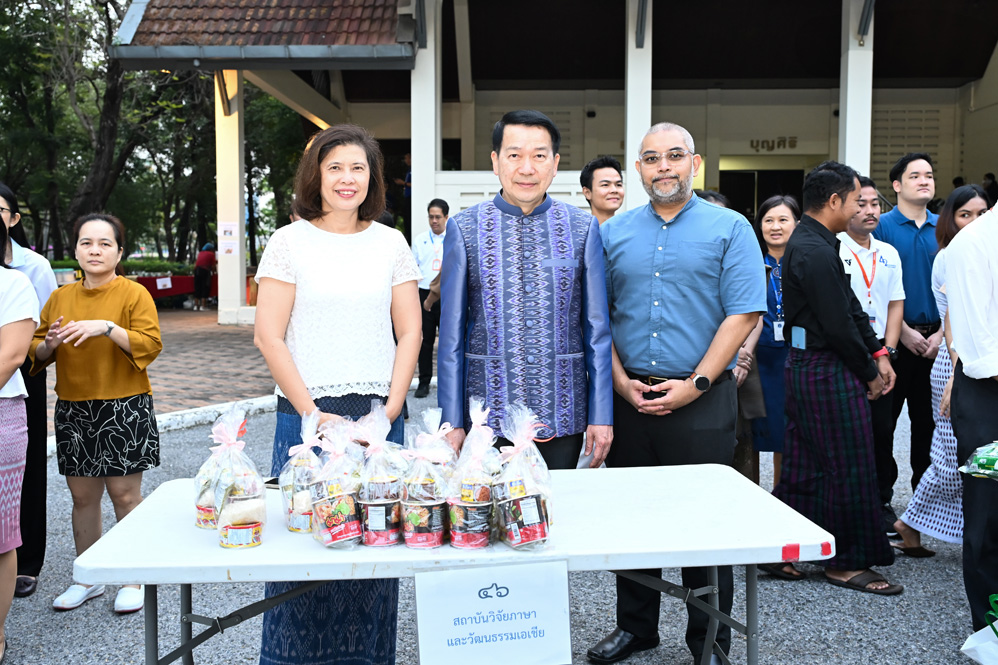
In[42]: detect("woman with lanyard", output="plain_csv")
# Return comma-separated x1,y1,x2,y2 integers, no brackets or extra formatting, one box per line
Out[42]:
892,184,990,555
0,183,57,600
30,213,162,614
747,195,805,580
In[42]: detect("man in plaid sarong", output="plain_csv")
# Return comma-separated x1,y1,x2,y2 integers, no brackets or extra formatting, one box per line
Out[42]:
774,161,903,595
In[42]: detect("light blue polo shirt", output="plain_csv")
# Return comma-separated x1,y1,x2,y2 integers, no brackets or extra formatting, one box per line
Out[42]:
600,196,766,377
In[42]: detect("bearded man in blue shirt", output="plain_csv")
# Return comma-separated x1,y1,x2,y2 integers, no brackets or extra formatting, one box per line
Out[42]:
587,123,765,665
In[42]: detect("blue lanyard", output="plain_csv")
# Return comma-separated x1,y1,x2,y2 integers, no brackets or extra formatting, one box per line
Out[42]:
766,255,783,320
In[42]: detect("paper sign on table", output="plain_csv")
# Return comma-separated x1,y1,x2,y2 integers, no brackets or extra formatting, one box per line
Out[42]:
155,277,172,290
414,560,571,665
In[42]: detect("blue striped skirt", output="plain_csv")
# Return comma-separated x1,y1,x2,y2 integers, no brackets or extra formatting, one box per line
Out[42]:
260,394,403,665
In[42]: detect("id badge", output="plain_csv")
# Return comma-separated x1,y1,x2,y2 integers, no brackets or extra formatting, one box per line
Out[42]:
868,315,877,327
791,326,807,350
432,258,442,271
773,321,785,342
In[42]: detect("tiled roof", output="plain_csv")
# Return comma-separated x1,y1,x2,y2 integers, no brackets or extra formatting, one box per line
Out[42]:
130,0,400,48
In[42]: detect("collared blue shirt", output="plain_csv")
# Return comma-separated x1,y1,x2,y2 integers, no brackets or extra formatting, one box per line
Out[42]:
600,196,766,377
873,206,938,325
9,239,57,317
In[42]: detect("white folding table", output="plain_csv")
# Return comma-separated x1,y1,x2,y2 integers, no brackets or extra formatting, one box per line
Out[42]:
75,464,834,665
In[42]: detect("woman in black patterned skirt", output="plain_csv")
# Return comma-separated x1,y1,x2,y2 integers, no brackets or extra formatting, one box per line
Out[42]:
29,214,162,614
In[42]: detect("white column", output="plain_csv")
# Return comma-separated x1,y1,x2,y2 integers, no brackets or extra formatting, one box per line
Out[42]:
624,0,652,211
838,0,874,176
410,0,441,243
214,70,247,325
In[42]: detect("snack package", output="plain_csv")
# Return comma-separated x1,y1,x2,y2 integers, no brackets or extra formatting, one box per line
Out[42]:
446,398,502,549
278,410,324,533
194,406,248,529
959,441,998,481
212,424,267,549
494,402,552,551
309,421,365,549
356,401,407,546
400,415,455,548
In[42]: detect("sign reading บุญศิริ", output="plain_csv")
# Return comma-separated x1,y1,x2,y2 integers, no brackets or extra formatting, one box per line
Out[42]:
414,560,571,665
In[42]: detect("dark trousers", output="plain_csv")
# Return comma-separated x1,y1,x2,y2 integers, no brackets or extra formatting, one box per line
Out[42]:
17,360,47,577
605,377,736,658
950,361,998,631
493,434,583,471
891,335,936,491
417,288,440,386
871,385,897,504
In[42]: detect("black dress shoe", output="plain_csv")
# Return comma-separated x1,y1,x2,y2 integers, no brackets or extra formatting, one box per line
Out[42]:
587,627,659,664
14,575,36,598
414,384,430,398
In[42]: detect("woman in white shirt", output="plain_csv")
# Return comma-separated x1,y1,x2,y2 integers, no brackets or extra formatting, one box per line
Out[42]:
0,182,57,600
0,219,40,663
253,124,421,665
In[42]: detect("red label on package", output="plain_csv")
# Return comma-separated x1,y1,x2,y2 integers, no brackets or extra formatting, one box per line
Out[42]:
219,522,262,549
448,499,492,549
195,504,216,529
361,501,401,546
403,502,446,548
497,495,548,548
313,494,362,546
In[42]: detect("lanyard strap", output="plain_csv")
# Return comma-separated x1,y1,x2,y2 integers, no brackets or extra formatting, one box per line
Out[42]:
847,247,877,295
766,256,783,320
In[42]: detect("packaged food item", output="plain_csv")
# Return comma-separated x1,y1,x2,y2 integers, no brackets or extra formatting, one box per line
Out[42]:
959,441,998,481
194,406,248,529
400,416,454,548
213,428,267,549
355,401,407,546
278,410,324,532
309,421,365,549
494,402,552,551
446,398,502,549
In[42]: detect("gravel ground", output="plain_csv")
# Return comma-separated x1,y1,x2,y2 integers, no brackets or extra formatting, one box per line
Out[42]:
4,390,975,664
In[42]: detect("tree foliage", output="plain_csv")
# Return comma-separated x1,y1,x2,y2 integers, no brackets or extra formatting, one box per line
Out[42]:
0,0,309,264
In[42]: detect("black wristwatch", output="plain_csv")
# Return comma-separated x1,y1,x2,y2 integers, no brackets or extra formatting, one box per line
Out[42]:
885,345,898,363
690,373,711,393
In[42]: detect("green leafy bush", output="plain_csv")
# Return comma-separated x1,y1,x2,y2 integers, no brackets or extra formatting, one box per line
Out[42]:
48,259,194,276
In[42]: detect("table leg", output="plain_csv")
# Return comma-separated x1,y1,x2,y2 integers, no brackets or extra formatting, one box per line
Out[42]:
181,584,194,665
700,566,720,665
746,565,759,665
145,584,159,665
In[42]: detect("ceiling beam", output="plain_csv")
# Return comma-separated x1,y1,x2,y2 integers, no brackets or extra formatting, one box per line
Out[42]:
244,70,347,129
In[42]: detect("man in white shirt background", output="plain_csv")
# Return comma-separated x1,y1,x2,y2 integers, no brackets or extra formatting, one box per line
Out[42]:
412,198,448,397
580,155,625,225
945,204,998,634
838,176,906,531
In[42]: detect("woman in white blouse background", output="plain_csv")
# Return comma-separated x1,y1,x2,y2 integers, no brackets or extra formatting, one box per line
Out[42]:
253,125,421,665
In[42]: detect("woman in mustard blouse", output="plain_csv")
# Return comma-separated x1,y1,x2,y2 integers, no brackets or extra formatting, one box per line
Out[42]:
30,213,162,614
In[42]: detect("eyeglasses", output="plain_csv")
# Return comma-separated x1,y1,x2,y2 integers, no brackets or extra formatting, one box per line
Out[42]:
640,150,693,166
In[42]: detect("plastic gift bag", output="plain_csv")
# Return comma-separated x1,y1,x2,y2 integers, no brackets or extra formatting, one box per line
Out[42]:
494,402,552,551
278,410,324,533
446,398,502,549
400,415,455,548
212,423,267,549
193,406,247,529
309,421,365,549
960,441,998,481
961,595,998,665
356,401,407,546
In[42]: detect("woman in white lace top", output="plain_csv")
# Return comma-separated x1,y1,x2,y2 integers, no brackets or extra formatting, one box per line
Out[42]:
253,124,421,665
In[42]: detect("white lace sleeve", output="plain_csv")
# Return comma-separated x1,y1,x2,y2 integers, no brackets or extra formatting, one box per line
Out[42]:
255,228,295,284
392,232,422,286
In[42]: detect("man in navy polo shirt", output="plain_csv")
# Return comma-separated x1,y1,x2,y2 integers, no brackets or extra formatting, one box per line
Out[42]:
588,122,765,665
873,153,942,532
